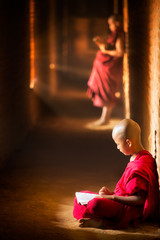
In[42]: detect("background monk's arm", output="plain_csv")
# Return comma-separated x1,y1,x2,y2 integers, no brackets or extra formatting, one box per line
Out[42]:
99,37,124,57
100,190,146,206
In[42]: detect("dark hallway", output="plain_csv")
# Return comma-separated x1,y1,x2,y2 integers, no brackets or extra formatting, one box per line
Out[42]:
0,0,160,239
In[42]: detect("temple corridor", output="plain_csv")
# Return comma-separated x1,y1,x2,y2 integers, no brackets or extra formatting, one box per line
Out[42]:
0,0,160,239
0,91,159,240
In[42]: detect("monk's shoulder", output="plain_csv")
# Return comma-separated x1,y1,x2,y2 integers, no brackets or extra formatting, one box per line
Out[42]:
139,153,155,167
127,155,152,175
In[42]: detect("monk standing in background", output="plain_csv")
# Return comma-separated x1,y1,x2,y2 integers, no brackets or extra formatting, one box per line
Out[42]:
87,14,124,126
73,119,159,229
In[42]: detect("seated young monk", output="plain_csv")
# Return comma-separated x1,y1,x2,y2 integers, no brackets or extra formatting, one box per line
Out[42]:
73,119,159,229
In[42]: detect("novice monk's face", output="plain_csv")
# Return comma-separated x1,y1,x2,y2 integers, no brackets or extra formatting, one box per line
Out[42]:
108,18,117,32
113,135,132,155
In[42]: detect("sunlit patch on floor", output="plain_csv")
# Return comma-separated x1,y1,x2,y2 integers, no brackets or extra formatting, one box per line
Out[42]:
38,117,123,134
53,200,160,239
53,203,78,229
85,118,122,131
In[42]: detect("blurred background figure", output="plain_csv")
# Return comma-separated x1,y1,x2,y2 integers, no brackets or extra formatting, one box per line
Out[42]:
87,14,124,126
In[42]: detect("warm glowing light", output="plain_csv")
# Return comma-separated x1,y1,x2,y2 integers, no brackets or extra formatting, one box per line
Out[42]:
148,2,160,173
30,80,35,89
115,91,121,98
30,78,37,89
48,0,58,96
123,54,130,118
29,0,36,89
49,63,56,69
123,0,130,118
85,118,122,131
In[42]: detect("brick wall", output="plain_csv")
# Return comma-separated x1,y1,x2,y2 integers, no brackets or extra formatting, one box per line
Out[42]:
127,0,160,173
147,0,160,174
0,0,39,167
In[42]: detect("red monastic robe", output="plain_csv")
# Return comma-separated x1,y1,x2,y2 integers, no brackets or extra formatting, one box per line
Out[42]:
87,28,124,108
73,151,159,229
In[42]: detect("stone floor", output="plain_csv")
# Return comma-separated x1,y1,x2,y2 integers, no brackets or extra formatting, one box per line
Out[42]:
0,90,159,240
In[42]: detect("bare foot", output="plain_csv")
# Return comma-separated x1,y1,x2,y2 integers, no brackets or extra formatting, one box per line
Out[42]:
78,218,102,228
91,106,112,126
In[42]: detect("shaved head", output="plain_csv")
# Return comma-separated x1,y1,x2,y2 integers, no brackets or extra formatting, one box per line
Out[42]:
112,119,141,142
108,14,122,24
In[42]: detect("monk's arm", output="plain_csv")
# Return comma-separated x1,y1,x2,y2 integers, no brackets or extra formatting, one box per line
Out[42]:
99,186,114,195
100,190,146,206
99,37,124,57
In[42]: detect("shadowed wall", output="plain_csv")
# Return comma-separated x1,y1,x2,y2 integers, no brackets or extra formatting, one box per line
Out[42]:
128,0,160,173
0,0,40,167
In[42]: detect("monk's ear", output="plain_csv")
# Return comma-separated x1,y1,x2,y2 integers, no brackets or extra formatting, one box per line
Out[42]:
126,139,132,147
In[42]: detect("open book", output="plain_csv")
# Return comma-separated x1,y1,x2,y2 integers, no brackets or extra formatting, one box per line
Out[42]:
75,192,99,205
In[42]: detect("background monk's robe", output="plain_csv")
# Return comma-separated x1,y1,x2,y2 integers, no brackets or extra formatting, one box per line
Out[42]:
87,28,124,107
73,150,159,229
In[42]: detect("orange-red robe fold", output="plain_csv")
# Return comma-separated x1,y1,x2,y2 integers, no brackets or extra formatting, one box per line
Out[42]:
87,29,124,107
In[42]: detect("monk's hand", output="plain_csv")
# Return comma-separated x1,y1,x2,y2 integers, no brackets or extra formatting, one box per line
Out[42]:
93,35,101,43
99,186,111,195
99,43,106,53
93,36,102,48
